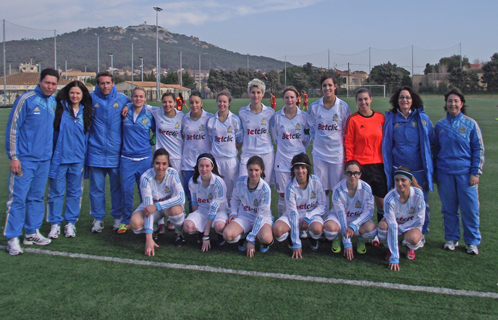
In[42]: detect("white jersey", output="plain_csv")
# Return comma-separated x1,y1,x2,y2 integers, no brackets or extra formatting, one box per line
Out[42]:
207,111,243,158
384,186,426,264
181,110,213,171
230,176,272,243
238,104,274,155
271,106,310,172
139,167,185,233
330,179,374,248
189,173,228,220
285,174,327,248
146,105,184,160
307,97,350,163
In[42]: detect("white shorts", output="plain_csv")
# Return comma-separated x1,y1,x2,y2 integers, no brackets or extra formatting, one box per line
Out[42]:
185,207,228,233
170,159,182,185
239,151,275,185
233,215,274,234
323,214,362,236
313,158,343,191
133,204,167,233
276,214,324,230
217,157,239,199
274,170,291,194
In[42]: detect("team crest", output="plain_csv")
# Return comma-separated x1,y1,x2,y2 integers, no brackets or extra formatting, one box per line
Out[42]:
175,123,180,129
310,191,316,199
394,123,400,129
142,118,148,125
413,121,418,127
113,102,119,108
355,200,361,208
295,123,301,130
207,193,213,200
459,127,465,133
253,199,259,206
164,186,170,193
199,124,205,131
227,126,233,133
409,207,415,214
261,119,267,125
34,107,40,112
422,120,427,126
333,114,339,121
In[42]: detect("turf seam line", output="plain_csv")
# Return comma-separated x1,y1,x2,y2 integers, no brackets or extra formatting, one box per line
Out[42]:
4,246,497,299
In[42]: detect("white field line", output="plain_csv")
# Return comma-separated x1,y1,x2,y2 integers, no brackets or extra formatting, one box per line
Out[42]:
3,246,498,299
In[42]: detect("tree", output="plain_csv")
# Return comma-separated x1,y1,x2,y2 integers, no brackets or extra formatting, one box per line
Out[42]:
439,55,470,73
481,53,498,91
162,72,178,85
369,62,409,94
448,67,480,93
265,70,280,94
182,71,196,89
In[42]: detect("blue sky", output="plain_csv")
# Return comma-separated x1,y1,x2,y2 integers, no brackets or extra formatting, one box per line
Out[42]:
3,0,498,74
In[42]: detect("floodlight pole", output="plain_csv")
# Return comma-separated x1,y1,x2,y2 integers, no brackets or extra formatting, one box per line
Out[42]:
3,19,6,107
139,57,143,81
65,59,68,79
154,6,163,101
284,55,287,87
54,30,57,69
108,53,113,75
180,51,183,89
97,35,100,73
84,64,87,83
131,42,134,87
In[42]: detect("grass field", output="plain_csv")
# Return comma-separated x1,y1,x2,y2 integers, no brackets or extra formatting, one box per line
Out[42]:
1,95,497,319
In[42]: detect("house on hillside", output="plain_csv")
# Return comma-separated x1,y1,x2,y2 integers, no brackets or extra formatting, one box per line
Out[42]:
61,70,97,83
115,81,191,101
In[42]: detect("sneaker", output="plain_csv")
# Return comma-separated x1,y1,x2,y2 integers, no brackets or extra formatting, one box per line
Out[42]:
64,223,76,238
116,224,130,234
444,240,459,251
238,238,247,252
331,239,341,253
466,244,479,255
48,224,61,239
260,240,273,253
91,220,104,233
309,237,319,251
113,218,121,231
167,220,175,231
158,223,166,235
23,230,51,246
385,251,392,261
357,241,367,254
174,234,186,247
371,236,380,248
6,237,23,255
299,230,308,239
216,234,226,247
406,249,416,260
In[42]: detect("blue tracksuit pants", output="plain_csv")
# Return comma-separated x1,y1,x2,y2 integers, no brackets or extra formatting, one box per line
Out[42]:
89,167,123,221
119,157,151,225
182,170,194,213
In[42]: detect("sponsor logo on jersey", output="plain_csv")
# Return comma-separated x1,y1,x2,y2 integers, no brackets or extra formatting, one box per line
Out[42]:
199,124,205,131
186,133,206,140
164,186,170,193
142,118,148,125
113,102,119,108
317,123,339,131
360,125,365,129
310,191,316,199
397,215,414,223
422,120,427,126
34,107,40,112
243,205,258,213
282,132,302,140
440,129,445,134
175,123,180,129
197,197,210,204
158,128,180,137
295,123,301,130
214,135,234,142
261,119,267,125
346,210,362,217
247,127,268,135
459,126,465,133
227,126,233,133
125,117,129,122
394,123,400,129
296,201,317,211
333,114,339,121
409,207,415,214
355,200,361,208
94,103,100,108
413,121,418,127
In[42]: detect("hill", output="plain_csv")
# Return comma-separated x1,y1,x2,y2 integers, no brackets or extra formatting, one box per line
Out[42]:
1,25,287,73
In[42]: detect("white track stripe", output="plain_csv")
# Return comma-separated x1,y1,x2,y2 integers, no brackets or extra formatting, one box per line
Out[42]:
3,246,497,299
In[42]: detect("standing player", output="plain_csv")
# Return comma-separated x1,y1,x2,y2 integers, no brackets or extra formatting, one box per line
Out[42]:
130,149,186,256
223,156,274,257
273,153,327,258
183,153,229,251
176,92,187,111
206,90,242,205
270,92,276,110
88,71,130,233
271,86,310,217
302,90,309,111
5,68,59,255
181,91,213,213
307,73,351,199
238,79,275,184
297,92,302,109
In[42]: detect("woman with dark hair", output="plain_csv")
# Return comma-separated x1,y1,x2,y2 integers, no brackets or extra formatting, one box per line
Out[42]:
345,88,386,224
181,91,213,213
130,148,185,256
434,88,484,255
47,81,93,239
323,160,377,260
307,73,350,197
378,167,426,271
223,156,273,257
183,153,229,252
383,86,434,234
272,153,327,259
176,92,187,111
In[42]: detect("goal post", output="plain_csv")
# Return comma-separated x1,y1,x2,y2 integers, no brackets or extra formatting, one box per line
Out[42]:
346,85,386,98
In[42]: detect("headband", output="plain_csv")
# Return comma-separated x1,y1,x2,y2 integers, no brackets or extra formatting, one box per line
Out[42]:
394,169,413,183
197,157,214,165
292,162,311,168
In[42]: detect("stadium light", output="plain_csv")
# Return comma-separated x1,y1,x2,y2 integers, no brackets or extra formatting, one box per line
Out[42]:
153,6,162,101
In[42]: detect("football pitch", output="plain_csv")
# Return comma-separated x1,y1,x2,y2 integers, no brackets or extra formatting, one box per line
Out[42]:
0,95,497,319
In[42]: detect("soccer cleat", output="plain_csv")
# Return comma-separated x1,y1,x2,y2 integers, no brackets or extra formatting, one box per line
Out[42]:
385,251,392,261
116,224,130,234
331,239,341,253
406,249,416,260
466,244,479,255
371,236,380,248
443,240,459,251
167,220,175,231
238,238,247,252
23,230,52,246
91,220,104,233
174,234,186,247
48,224,61,239
216,234,226,247
309,237,319,252
64,223,76,238
158,223,166,235
299,230,308,239
7,237,23,255
357,241,367,254
260,240,273,253
113,218,121,231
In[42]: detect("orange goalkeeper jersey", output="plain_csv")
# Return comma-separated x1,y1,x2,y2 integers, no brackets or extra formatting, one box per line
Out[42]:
344,111,384,165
